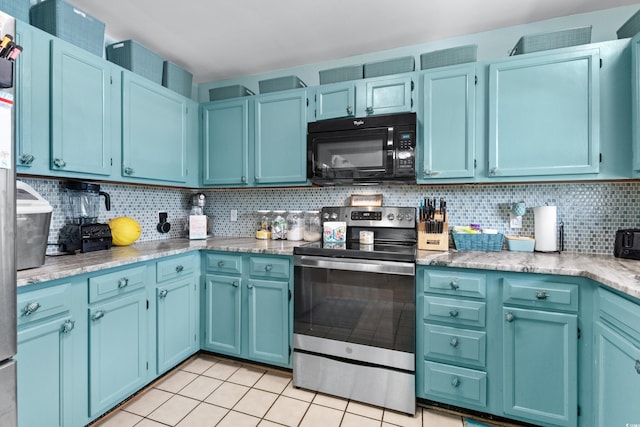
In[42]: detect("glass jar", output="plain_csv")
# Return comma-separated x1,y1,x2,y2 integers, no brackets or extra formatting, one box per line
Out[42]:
286,211,304,241
304,211,322,242
271,210,287,240
255,210,271,240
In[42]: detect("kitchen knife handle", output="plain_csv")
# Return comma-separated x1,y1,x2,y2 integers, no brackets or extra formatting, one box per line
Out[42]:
23,302,41,316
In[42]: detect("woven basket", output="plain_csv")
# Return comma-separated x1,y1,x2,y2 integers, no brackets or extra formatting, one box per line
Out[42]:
452,233,504,251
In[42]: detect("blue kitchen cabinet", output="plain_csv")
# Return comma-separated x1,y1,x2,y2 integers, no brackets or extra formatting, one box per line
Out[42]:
358,74,414,117
254,89,308,185
88,266,148,418
314,82,356,120
203,273,242,356
121,71,189,183
417,65,476,181
488,48,600,178
632,33,640,175
50,39,114,177
201,98,251,186
14,21,51,175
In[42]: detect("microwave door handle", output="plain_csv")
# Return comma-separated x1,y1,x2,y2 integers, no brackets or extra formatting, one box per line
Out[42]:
387,127,394,147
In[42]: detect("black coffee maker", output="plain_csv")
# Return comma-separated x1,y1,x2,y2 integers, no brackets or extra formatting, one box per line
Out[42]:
59,180,112,253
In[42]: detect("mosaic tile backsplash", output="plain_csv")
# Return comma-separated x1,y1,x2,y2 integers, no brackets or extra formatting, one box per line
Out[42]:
19,177,640,255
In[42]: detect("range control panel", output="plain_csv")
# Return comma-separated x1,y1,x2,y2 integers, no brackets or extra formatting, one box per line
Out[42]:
321,206,416,228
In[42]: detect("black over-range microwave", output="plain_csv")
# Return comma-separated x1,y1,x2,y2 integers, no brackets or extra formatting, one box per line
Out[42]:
307,112,416,185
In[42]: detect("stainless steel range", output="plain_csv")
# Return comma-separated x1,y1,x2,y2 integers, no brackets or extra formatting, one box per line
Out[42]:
293,206,416,414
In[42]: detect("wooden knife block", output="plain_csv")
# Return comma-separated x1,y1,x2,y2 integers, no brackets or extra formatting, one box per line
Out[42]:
418,212,449,251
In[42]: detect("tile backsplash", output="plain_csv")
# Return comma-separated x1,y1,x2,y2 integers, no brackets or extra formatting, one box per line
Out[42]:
20,177,640,255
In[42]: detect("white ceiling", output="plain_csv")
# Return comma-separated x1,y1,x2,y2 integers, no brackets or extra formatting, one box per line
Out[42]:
67,0,640,83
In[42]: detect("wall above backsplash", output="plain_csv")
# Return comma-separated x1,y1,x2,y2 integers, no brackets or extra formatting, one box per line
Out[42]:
20,177,640,256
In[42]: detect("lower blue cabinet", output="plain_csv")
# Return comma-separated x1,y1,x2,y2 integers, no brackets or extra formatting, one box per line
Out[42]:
247,278,289,366
203,273,242,356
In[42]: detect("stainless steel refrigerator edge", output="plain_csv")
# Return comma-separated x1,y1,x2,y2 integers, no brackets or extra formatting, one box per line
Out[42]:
0,10,18,427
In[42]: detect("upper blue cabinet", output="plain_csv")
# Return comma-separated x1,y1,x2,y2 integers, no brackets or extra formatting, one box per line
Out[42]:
632,33,640,176
314,82,356,121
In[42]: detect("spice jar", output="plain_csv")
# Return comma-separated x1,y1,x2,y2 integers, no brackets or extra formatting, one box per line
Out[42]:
286,211,304,241
304,211,322,242
255,210,271,240
271,210,287,240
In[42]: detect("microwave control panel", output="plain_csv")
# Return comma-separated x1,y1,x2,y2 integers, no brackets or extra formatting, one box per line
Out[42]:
395,129,415,173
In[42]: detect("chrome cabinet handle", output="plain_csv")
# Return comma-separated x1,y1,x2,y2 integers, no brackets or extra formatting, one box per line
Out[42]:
535,291,549,300
265,264,273,272
231,281,239,288
241,176,247,183
451,377,461,388
365,106,374,114
346,106,353,115
489,167,498,176
159,289,168,299
450,280,459,290
60,320,75,334
254,176,260,182
53,158,66,168
176,265,184,273
118,277,129,288
23,302,41,316
450,338,459,348
636,360,640,375
124,167,135,175
92,310,105,321
505,312,516,322
218,260,225,268
248,283,254,289
20,154,35,165
449,310,459,318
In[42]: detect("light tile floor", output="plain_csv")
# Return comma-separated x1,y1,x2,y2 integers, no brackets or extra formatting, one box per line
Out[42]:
91,353,496,427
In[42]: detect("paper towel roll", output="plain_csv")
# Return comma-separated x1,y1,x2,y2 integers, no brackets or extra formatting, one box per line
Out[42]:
533,205,557,252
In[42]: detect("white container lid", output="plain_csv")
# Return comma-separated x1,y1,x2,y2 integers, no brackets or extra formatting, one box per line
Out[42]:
16,181,53,215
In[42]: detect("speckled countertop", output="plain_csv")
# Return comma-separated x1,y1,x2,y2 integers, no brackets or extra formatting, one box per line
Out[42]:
17,237,640,300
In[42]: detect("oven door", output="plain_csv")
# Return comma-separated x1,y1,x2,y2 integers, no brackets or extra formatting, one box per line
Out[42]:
308,127,394,183
293,255,415,365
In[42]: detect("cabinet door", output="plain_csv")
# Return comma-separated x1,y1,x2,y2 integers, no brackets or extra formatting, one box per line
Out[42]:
254,90,308,185
201,99,250,186
364,75,413,116
88,291,147,417
246,279,290,366
14,22,50,174
418,66,475,181
16,316,75,427
502,307,577,427
488,49,600,178
50,40,112,176
156,278,197,374
632,34,640,173
122,72,188,183
315,82,356,120
203,274,242,356
594,322,640,426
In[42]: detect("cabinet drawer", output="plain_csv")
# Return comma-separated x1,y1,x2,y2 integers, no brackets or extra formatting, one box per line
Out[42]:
423,361,487,407
249,256,290,279
502,278,579,312
424,324,486,368
421,270,486,299
205,253,243,275
598,287,640,342
17,283,72,326
156,254,196,283
89,265,147,303
423,296,486,328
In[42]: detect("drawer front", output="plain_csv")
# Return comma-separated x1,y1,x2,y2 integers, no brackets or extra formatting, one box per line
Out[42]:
423,296,486,328
89,265,147,303
598,287,640,341
17,283,72,326
205,253,243,275
249,256,290,279
502,278,579,311
423,361,487,407
422,270,486,299
156,254,197,283
424,324,486,368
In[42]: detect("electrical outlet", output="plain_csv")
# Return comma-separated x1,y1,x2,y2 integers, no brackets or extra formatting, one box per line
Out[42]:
509,213,522,229
230,209,238,222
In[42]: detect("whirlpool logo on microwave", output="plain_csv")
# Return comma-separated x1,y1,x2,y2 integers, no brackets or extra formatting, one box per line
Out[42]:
353,120,365,126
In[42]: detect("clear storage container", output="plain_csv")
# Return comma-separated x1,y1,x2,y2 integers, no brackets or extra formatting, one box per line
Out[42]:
271,210,287,240
304,211,322,242
255,210,271,240
286,211,304,241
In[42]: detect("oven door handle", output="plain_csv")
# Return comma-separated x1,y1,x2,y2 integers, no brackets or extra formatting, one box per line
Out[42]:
294,255,415,276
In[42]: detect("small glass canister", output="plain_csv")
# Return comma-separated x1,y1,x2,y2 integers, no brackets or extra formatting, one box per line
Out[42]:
286,210,304,241
255,210,271,240
271,210,287,240
304,210,322,242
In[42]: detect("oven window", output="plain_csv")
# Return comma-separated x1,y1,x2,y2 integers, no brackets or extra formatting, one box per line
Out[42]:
294,266,415,353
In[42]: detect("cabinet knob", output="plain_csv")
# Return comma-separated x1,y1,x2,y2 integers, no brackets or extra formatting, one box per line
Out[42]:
91,310,105,321
176,265,184,273
53,158,66,168
124,167,135,175
159,289,169,299
346,106,353,115
505,312,516,322
265,264,273,272
450,337,459,348
489,167,498,176
248,283,254,289
423,169,432,178
254,176,260,182
231,281,239,288
449,309,459,318
241,176,247,183
23,302,41,316
118,277,129,288
450,280,459,290
60,320,75,334
20,154,35,165
365,107,374,114
635,360,640,375
451,377,461,388
218,260,225,268
535,291,549,300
